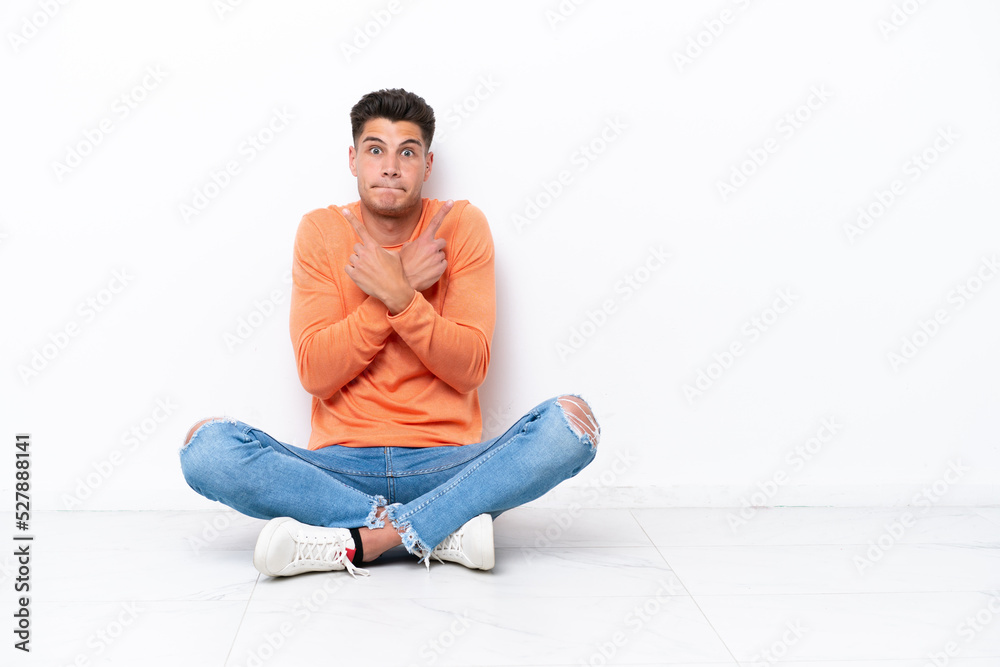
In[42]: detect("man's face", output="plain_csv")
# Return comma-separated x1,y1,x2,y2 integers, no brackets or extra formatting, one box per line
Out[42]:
349,118,433,218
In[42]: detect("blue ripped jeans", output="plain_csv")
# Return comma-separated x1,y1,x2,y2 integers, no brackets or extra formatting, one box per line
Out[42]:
179,396,598,562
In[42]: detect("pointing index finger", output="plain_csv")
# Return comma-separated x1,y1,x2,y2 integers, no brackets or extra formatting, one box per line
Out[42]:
341,207,373,244
422,200,453,240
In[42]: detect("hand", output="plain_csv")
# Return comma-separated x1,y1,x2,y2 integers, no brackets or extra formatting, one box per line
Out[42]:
399,200,451,292
342,208,415,314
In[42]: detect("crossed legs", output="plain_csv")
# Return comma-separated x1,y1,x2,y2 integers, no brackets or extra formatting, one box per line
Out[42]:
180,395,599,567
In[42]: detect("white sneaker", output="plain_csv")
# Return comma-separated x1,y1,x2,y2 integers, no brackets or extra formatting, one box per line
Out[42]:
253,517,369,578
429,514,495,570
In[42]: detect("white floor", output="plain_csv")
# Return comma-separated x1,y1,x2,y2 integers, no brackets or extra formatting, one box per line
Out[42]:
4,507,1000,666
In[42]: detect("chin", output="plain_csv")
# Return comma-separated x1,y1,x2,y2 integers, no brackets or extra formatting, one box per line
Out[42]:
365,191,417,217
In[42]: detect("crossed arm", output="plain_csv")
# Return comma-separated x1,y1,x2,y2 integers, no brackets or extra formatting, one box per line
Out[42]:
342,202,450,315
289,202,495,400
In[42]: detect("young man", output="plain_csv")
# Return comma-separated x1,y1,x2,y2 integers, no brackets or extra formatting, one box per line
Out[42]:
179,89,600,577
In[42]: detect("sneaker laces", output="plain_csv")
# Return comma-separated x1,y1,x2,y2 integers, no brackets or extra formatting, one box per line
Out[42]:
429,526,465,567
293,533,370,578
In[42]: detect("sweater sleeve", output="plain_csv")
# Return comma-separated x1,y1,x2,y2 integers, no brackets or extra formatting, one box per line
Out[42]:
386,202,496,394
290,212,394,400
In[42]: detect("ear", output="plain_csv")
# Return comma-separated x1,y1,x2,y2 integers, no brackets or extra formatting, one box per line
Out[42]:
348,145,358,177
423,150,434,182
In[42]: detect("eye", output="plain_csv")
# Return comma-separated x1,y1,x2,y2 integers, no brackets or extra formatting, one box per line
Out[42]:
369,147,381,155
402,149,414,157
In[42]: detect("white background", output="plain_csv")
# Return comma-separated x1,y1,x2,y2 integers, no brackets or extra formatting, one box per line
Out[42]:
2,0,998,511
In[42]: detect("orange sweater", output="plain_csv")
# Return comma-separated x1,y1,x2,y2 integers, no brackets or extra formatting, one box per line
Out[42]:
290,199,495,449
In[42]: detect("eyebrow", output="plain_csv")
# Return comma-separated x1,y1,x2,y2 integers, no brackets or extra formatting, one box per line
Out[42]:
360,136,424,149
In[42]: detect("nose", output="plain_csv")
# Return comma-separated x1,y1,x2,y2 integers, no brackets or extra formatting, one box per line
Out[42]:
381,153,400,177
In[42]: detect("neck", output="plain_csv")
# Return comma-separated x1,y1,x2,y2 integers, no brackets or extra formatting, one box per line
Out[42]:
358,200,422,246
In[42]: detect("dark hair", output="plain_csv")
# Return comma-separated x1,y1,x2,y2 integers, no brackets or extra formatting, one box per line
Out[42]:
350,88,435,150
